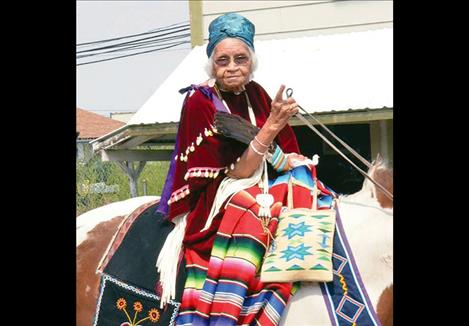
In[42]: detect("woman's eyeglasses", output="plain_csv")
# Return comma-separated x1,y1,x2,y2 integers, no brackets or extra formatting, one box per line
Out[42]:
214,55,250,67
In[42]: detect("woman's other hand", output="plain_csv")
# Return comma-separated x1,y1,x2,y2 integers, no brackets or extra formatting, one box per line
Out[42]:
267,85,299,132
286,153,307,170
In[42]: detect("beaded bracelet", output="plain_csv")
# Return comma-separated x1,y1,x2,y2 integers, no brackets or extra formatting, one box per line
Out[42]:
273,153,286,170
271,146,282,164
277,155,288,172
254,135,270,149
271,146,289,172
250,140,267,156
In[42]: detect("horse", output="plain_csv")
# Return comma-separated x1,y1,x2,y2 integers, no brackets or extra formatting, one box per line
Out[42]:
76,160,392,326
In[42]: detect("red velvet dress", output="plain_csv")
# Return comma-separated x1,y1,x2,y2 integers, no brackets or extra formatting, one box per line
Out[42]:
166,80,301,325
167,80,299,256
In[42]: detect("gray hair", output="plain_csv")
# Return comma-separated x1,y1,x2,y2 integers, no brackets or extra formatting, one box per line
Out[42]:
205,46,258,81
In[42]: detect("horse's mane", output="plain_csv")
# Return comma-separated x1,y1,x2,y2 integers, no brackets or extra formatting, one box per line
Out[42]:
366,155,393,209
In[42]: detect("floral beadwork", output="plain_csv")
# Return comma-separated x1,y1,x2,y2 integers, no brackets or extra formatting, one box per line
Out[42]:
133,301,143,313
115,298,160,325
116,298,127,310
148,308,160,322
93,274,180,326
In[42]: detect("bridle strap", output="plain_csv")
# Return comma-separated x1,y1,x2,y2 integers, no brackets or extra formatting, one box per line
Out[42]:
285,87,393,201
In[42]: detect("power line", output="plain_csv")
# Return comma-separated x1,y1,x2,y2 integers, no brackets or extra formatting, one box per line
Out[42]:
77,39,190,60
76,35,190,59
77,33,190,58
77,22,192,66
77,26,190,54
77,21,189,46
77,29,190,56
77,41,191,66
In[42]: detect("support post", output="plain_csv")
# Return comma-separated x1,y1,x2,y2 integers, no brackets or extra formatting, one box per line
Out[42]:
117,161,147,198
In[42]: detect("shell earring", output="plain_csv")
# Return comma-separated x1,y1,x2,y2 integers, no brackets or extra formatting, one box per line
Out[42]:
208,78,216,87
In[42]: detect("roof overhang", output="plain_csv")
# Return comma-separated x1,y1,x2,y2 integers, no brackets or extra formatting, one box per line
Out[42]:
92,107,392,161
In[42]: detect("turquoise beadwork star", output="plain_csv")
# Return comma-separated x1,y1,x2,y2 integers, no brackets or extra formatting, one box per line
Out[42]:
282,222,312,239
280,243,313,262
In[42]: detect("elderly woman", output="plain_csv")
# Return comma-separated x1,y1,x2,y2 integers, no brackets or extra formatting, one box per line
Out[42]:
156,13,333,325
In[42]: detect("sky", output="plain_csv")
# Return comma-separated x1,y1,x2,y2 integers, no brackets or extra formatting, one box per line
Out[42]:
76,0,191,117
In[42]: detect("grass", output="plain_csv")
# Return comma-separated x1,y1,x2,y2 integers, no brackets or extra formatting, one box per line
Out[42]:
76,154,170,216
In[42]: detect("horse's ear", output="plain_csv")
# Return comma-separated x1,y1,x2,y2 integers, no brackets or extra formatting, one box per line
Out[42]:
373,153,383,167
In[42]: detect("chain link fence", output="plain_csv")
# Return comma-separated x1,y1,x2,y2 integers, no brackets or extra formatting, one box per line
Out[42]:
76,148,170,216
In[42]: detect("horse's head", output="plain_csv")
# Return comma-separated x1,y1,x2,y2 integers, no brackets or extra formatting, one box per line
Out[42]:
362,154,393,209
339,154,393,210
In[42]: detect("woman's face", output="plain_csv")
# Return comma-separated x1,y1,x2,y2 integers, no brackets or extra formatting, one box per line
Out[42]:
212,38,252,92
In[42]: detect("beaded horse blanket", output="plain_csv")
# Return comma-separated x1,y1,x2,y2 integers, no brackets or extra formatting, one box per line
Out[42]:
93,201,186,326
320,208,382,325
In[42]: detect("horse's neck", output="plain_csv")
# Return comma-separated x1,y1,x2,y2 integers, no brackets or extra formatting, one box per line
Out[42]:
338,185,392,214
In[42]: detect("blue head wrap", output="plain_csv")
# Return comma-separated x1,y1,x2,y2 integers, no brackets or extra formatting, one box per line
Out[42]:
206,12,255,58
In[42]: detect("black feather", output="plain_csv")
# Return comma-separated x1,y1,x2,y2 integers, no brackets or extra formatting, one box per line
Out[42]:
214,112,259,145
214,112,278,151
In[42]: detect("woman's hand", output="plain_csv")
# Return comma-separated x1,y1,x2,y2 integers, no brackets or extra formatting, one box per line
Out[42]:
266,85,299,132
224,84,300,180
286,153,307,170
